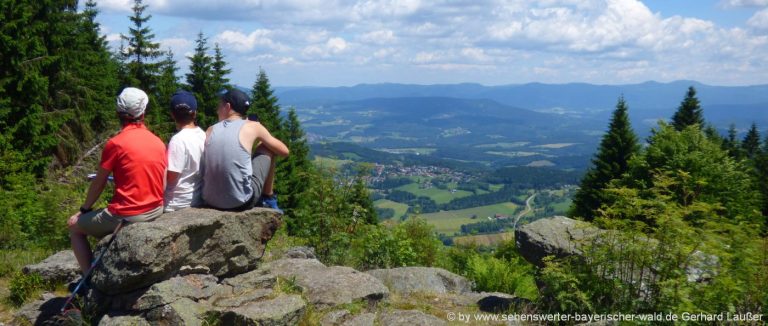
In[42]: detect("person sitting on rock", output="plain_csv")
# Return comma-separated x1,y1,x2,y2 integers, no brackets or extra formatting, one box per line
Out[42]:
164,90,206,212
67,87,167,274
201,88,289,212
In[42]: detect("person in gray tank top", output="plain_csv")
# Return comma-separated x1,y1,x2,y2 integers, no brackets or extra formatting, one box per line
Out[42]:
202,89,289,211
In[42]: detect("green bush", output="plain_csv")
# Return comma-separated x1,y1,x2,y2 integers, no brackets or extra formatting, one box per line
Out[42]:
8,271,53,306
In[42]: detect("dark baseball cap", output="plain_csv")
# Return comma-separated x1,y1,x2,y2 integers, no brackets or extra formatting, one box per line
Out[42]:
170,90,197,111
219,89,250,115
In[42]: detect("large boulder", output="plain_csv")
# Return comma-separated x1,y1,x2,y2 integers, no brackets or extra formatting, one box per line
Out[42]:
515,216,600,267
91,208,281,295
22,250,80,284
264,258,390,308
366,267,472,295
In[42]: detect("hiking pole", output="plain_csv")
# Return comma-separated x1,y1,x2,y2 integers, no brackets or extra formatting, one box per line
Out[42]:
59,218,127,314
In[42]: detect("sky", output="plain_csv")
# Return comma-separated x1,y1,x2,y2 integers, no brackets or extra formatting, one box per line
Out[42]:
93,0,768,87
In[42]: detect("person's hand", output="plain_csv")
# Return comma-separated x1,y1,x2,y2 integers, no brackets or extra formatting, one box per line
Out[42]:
68,212,81,227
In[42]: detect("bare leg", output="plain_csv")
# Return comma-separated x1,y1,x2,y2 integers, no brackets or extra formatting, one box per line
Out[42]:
68,225,93,274
255,144,277,196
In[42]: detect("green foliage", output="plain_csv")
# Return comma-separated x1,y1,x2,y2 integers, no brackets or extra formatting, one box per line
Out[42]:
742,123,762,160
624,123,763,226
185,32,219,129
571,96,639,221
671,86,704,131
275,276,302,295
8,272,53,306
280,108,313,231
466,254,538,300
349,224,418,270
120,0,163,92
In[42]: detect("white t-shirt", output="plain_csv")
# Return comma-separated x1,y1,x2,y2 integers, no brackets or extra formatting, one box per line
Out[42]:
164,127,206,212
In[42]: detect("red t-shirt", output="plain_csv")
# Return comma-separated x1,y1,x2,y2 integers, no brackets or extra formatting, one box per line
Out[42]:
101,123,167,216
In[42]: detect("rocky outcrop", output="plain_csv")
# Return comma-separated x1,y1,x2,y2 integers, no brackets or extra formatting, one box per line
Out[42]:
264,258,389,308
16,206,528,326
515,215,599,267
366,267,472,295
22,250,80,284
516,216,719,286
91,208,281,295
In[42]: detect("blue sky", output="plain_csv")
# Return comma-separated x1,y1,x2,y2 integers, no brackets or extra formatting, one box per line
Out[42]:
93,0,768,87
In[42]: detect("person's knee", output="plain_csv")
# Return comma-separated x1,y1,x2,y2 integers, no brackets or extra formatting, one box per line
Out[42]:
68,224,86,236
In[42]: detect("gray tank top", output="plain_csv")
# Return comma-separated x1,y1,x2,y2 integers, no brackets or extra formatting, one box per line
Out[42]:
202,119,252,209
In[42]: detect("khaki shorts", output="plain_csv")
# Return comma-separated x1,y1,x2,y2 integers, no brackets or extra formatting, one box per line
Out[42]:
77,205,163,238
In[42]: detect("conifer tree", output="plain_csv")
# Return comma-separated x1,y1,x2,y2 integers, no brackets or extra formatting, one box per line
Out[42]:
281,108,312,232
250,68,285,139
741,123,762,160
153,49,180,138
186,32,216,128
724,124,741,159
212,43,231,91
671,86,704,131
570,96,640,221
121,0,163,92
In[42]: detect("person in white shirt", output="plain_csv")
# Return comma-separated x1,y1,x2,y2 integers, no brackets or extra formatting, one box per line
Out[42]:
164,90,206,212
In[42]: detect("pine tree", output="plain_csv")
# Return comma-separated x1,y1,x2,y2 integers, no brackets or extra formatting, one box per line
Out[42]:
153,49,180,139
570,96,640,221
185,32,216,128
250,68,285,139
121,0,163,92
281,108,312,233
671,86,704,131
212,43,231,91
724,123,742,159
741,123,762,160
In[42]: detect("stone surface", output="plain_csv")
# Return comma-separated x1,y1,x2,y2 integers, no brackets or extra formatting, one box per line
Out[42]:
221,269,276,295
143,297,207,326
515,216,600,267
13,292,65,326
91,208,281,295
22,250,81,284
344,313,376,326
284,246,317,259
366,267,472,295
265,258,389,308
98,314,151,326
320,310,351,326
214,294,306,326
133,274,220,311
378,310,446,326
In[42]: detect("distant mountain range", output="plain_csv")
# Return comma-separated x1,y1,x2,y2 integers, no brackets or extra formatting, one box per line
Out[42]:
276,81,768,129
270,81,768,170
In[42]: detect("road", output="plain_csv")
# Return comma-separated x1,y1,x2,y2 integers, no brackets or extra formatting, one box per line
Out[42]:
512,193,536,230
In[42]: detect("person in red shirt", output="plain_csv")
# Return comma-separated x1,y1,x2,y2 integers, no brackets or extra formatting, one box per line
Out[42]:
66,87,167,274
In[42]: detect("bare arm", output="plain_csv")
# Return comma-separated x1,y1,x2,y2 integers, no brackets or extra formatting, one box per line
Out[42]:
82,166,110,209
256,124,289,157
166,171,180,189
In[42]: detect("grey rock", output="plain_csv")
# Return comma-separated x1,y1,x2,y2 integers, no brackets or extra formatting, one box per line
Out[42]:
144,297,207,326
221,269,277,295
22,250,81,284
91,208,281,295
213,294,306,326
265,258,389,309
378,310,446,326
366,267,472,295
210,288,272,308
284,246,317,259
178,265,211,276
344,313,376,326
13,292,66,326
98,314,151,326
134,274,220,311
320,310,351,326
515,216,599,267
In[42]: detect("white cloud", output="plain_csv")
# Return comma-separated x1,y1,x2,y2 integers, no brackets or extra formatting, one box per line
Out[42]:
720,0,768,8
326,37,348,54
360,30,397,45
748,8,768,29
214,30,285,53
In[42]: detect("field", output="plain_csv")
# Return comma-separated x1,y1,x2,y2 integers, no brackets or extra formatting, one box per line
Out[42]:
394,183,475,205
453,231,514,247
420,202,519,235
374,199,409,219
313,156,352,169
